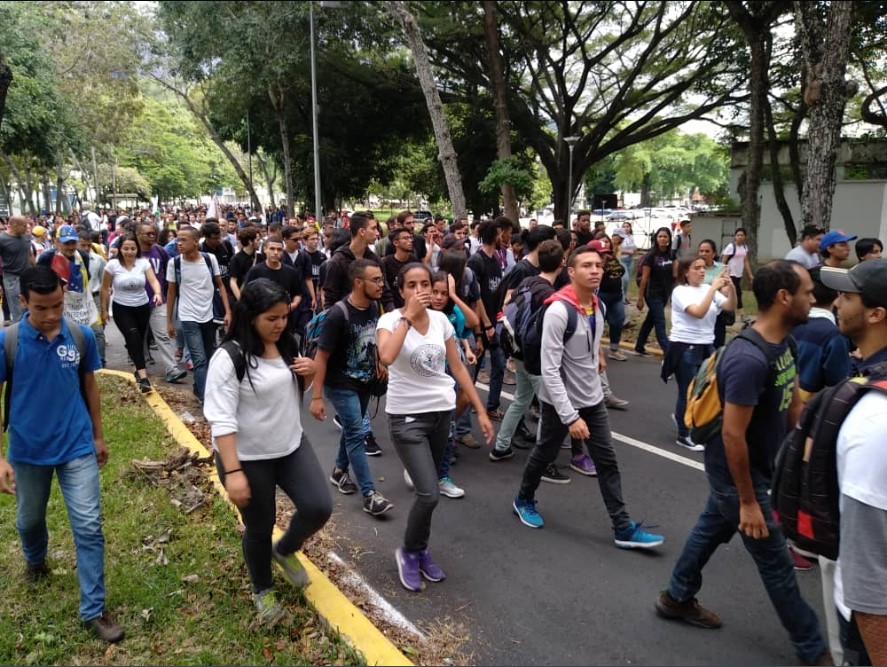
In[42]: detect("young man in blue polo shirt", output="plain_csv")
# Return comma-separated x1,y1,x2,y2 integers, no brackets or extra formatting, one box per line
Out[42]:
0,265,124,643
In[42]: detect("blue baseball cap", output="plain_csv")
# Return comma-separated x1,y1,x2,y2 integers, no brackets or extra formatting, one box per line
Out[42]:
57,225,79,243
819,230,856,251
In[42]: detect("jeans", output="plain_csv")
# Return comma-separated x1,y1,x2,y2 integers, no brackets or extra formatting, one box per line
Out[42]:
91,293,106,366
673,344,712,438
389,411,451,552
518,400,631,533
480,341,506,410
620,256,635,299
145,305,179,375
13,454,106,621
667,476,827,664
636,295,669,354
599,291,625,349
112,301,152,370
324,386,375,497
439,419,456,480
4,273,23,322
180,320,218,401
495,360,540,452
215,438,331,593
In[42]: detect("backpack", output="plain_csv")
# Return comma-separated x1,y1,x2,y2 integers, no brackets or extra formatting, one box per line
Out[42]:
3,319,87,431
300,300,351,359
684,328,797,444
218,339,304,395
497,276,556,361
174,252,224,323
522,298,579,376
772,363,887,560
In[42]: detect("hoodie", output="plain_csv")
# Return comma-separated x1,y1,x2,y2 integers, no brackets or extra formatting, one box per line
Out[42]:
538,284,604,425
321,243,395,311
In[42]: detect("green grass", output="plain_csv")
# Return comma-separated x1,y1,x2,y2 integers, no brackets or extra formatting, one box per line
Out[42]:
0,375,365,666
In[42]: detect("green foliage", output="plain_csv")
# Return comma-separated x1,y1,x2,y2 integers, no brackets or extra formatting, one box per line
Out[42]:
479,156,535,199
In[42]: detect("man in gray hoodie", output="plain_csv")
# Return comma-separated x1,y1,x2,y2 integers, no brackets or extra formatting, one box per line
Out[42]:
511,245,665,549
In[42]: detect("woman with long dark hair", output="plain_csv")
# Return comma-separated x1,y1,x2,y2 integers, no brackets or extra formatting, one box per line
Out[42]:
633,227,675,356
203,279,331,624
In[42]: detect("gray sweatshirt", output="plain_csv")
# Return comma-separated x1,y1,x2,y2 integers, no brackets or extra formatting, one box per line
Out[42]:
538,297,604,424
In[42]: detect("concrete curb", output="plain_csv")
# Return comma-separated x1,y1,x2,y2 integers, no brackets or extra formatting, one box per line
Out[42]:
99,369,412,667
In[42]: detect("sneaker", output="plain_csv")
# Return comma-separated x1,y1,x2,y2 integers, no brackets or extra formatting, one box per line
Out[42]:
614,520,665,549
486,408,506,421
332,414,343,430
503,370,516,385
253,589,287,625
630,348,651,357
456,433,481,449
609,349,628,361
86,611,125,643
395,547,423,592
438,476,465,498
418,549,446,582
570,454,598,477
363,491,393,516
137,376,153,394
604,394,629,410
272,543,309,588
165,368,187,383
676,435,705,452
364,433,382,457
174,347,184,362
790,546,815,571
489,446,515,462
477,368,491,384
403,468,414,491
654,590,722,629
513,495,544,528
329,468,358,495
24,561,50,584
541,464,571,484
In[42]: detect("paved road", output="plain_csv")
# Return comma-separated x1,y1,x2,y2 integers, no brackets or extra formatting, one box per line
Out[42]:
108,328,825,665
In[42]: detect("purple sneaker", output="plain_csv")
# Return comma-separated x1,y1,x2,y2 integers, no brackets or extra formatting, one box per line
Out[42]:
418,550,446,582
570,454,597,477
395,547,423,591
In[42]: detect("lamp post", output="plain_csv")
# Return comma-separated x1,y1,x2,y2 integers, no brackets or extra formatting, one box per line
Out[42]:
310,1,342,222
564,135,580,218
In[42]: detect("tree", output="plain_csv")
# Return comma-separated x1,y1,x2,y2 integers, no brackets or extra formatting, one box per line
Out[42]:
0,52,11,133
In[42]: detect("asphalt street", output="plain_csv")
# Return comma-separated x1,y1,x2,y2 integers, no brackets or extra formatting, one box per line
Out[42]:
110,327,826,666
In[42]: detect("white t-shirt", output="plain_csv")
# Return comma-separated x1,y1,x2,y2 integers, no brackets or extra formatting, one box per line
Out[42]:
166,253,220,323
377,309,456,415
670,284,727,345
722,243,748,278
104,258,151,307
784,245,820,270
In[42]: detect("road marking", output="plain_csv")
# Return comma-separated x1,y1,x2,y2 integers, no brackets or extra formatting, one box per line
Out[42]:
475,382,704,472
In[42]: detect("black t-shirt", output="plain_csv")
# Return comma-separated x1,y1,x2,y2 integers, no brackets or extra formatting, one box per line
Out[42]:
381,253,417,308
244,262,301,300
575,230,594,246
229,250,264,290
317,300,380,392
503,258,540,293
467,248,503,321
200,240,235,285
641,249,675,301
600,256,626,294
304,249,325,291
385,233,426,262
704,337,797,486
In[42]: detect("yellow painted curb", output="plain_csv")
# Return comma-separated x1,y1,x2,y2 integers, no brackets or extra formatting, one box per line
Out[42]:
99,369,412,666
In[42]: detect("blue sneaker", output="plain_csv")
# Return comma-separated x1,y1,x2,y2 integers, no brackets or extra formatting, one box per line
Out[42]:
395,547,423,592
417,550,446,582
513,495,544,528
614,521,664,549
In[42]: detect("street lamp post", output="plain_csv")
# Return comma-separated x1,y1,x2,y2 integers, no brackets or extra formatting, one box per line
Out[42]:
309,2,322,221
564,135,580,218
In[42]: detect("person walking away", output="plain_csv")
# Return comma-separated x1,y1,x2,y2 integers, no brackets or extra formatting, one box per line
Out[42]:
655,260,831,667
377,263,493,591
0,265,123,642
203,279,331,624
511,246,665,550
721,228,755,323
0,216,36,323
785,225,824,269
633,227,675,356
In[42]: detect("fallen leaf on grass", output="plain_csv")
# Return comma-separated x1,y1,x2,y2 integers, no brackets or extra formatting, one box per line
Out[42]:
140,608,152,622
181,574,199,584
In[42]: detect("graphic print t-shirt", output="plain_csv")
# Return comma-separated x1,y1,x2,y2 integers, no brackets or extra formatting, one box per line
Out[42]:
318,300,380,392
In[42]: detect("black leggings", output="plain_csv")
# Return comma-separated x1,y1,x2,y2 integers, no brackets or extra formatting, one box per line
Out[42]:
215,437,332,593
112,302,152,370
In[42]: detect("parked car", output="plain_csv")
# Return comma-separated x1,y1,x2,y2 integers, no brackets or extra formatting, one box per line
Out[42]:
414,210,433,222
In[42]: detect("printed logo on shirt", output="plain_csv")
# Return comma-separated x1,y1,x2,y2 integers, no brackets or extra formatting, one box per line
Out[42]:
773,347,797,411
56,343,81,368
409,344,445,377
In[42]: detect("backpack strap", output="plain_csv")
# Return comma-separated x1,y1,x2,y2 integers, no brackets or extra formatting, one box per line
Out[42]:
563,304,578,344
220,340,246,383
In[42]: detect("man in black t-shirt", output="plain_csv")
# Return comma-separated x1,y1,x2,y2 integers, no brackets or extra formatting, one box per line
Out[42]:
228,227,264,301
244,236,302,329
200,220,235,305
573,210,593,247
301,227,326,312
381,228,418,308
655,261,830,666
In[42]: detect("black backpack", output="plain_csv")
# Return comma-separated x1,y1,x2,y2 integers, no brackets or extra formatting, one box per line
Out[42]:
219,340,304,396
497,276,555,361
522,297,579,377
772,362,887,560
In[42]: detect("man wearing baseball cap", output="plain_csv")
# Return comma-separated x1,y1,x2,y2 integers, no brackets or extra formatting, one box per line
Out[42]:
819,230,857,268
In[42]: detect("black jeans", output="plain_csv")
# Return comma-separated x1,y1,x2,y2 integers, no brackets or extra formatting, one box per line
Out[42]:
519,400,631,533
215,437,332,593
112,301,152,370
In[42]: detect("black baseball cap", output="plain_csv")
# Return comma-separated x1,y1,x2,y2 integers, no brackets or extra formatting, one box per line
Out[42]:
820,258,887,308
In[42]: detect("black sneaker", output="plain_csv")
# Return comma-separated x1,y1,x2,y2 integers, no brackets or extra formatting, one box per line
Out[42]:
364,433,382,457
329,468,358,495
655,590,722,629
363,491,393,516
24,561,50,584
86,611,125,643
489,447,515,462
541,464,571,484
137,376,153,394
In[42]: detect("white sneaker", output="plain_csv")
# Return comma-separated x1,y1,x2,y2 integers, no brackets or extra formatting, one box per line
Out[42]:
438,476,465,499
404,468,414,491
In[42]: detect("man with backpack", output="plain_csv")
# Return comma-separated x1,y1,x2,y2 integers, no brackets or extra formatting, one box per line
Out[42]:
655,260,831,666
510,245,665,549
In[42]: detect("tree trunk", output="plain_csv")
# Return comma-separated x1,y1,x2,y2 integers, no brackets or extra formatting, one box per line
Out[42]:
764,97,797,246
257,152,276,209
268,83,294,216
386,1,467,217
55,155,66,214
40,165,51,213
483,1,518,223
640,174,653,208
795,1,857,231
0,52,11,133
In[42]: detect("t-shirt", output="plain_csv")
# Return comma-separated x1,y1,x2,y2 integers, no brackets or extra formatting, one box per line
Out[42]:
166,253,220,324
641,249,675,300
229,250,264,290
381,254,416,309
303,249,325,293
377,309,456,414
467,248,503,321
703,336,796,486
722,243,749,278
105,258,152,307
244,262,301,301
669,284,727,345
784,245,820,270
672,232,693,260
318,300,380,392
0,318,101,465
501,258,540,297
200,240,234,285
141,245,169,305
0,233,33,274
599,256,626,294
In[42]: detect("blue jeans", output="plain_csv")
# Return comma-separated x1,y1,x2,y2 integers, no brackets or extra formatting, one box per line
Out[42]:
673,344,712,438
599,291,625,349
636,296,669,354
495,360,540,451
667,476,826,664
13,454,106,621
619,256,634,299
325,386,375,497
482,342,506,410
180,320,217,402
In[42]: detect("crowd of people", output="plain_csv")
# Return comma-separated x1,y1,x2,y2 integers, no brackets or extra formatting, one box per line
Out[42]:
0,203,884,666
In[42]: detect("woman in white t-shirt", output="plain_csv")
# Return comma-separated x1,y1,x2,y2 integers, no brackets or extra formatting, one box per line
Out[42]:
376,262,493,592
100,234,162,393
721,227,754,323
666,256,735,452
